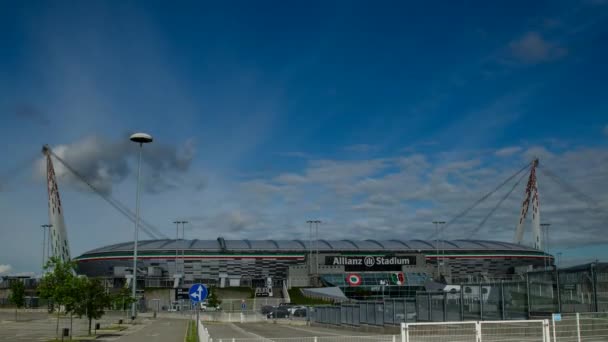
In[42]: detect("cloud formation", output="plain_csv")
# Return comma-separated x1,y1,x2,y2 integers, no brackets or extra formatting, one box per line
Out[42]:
495,146,522,157
38,135,197,195
197,145,608,250
508,32,568,64
0,264,12,274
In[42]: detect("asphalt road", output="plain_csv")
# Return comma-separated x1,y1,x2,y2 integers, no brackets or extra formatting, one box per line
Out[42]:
205,322,383,339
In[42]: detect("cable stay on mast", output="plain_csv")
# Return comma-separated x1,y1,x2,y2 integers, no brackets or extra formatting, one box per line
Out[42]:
539,165,607,217
45,146,168,240
466,169,528,239
427,161,532,240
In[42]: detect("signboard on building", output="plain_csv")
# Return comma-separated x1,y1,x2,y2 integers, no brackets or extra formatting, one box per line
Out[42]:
175,288,190,300
325,255,416,271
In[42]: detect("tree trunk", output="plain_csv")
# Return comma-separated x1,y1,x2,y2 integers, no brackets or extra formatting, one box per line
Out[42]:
88,317,92,336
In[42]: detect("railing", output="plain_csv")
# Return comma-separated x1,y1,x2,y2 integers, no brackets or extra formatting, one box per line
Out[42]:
551,312,608,342
213,336,397,342
403,319,550,342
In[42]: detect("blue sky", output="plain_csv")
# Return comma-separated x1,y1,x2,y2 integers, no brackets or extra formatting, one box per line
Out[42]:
1,0,607,274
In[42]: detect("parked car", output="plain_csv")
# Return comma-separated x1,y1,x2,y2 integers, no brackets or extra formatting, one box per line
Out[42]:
261,305,274,315
288,305,305,315
273,306,291,318
200,301,221,311
293,308,307,317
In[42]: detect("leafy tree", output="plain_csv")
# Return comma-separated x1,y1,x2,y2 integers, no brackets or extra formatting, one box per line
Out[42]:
8,280,26,321
112,286,136,312
207,287,222,308
73,277,112,335
38,257,77,338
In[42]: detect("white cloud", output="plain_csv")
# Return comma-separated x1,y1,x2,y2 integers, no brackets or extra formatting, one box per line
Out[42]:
509,32,567,64
0,264,12,274
37,135,197,195
495,146,522,157
219,145,608,251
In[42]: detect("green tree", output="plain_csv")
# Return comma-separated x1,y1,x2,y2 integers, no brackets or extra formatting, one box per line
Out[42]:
73,277,112,335
207,287,222,308
38,256,77,339
111,287,136,319
8,280,26,321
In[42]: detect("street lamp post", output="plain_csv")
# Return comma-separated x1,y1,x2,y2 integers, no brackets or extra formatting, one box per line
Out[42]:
41,224,52,271
540,223,551,270
173,221,182,275
432,221,446,279
129,132,153,320
181,221,188,274
306,220,321,274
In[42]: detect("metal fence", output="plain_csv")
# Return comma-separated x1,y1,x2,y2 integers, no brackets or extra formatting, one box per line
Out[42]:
312,299,416,326
403,319,550,342
211,337,397,342
551,312,608,342
411,265,608,323
311,268,608,327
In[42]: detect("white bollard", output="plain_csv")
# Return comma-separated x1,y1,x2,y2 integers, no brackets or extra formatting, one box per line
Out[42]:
475,321,482,342
401,322,407,342
552,317,556,342
576,313,581,342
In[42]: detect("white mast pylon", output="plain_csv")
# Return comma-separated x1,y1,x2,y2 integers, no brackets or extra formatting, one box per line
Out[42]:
514,158,542,250
42,145,71,263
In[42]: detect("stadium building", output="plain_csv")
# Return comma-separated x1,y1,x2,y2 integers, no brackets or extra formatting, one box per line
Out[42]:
41,147,554,303
75,237,551,299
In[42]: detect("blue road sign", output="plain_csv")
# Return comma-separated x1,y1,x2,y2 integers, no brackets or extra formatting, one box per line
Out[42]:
553,313,562,322
188,283,208,303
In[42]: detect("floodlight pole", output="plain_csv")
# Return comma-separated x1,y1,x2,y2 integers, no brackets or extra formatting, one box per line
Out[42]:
41,224,52,271
541,223,551,270
174,220,181,275
181,221,188,274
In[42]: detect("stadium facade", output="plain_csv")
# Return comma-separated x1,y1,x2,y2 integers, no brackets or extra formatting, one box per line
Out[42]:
75,237,552,299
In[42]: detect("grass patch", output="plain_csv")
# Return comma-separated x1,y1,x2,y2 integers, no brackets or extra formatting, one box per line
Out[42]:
288,288,333,305
185,320,197,342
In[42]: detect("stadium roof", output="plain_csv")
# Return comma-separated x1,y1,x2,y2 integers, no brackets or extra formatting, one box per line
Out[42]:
82,238,540,254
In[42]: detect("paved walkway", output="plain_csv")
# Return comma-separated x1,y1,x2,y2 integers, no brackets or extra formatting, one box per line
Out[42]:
110,319,188,342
